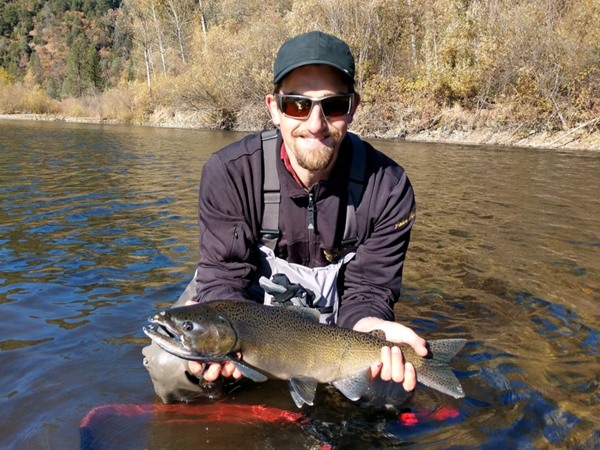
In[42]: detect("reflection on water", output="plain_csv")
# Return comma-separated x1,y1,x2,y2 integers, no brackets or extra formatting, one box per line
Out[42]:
0,120,598,449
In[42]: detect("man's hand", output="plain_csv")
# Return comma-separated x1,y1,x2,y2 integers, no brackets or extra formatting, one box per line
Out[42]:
188,360,243,382
353,317,428,392
184,300,244,381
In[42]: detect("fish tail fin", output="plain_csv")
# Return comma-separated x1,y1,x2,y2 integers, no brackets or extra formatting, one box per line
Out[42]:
417,338,466,399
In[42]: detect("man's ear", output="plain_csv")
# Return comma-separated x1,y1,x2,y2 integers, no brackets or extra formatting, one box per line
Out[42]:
348,92,360,124
265,94,280,127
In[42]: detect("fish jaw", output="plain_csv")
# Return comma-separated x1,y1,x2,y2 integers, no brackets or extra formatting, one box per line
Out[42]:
143,311,206,361
143,309,237,362
143,323,202,360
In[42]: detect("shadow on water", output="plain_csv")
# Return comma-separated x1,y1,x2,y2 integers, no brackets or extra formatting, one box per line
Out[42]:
0,120,598,449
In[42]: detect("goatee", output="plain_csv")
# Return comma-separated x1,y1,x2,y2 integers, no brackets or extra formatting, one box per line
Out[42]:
292,130,341,171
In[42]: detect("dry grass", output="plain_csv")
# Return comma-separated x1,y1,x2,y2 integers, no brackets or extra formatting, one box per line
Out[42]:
0,82,59,115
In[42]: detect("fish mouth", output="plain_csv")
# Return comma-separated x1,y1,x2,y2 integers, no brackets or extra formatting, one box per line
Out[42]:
143,316,196,359
145,314,177,337
144,313,179,340
143,322,176,340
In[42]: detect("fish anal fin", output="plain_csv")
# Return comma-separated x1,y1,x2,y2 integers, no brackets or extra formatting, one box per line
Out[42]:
332,369,371,401
288,377,318,407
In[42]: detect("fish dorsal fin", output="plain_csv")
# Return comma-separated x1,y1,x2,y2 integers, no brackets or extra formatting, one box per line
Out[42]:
368,329,387,340
332,369,372,401
288,377,319,407
288,306,321,322
227,356,268,382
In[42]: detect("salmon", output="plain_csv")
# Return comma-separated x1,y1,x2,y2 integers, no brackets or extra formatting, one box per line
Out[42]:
143,300,466,407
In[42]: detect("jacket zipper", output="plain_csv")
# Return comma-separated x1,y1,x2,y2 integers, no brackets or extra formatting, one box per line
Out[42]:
307,190,316,264
307,191,315,231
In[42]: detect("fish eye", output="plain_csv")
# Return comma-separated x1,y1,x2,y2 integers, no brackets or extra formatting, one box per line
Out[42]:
182,321,194,332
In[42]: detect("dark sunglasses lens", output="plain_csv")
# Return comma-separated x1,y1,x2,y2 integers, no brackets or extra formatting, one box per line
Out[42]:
278,95,352,118
280,97,312,118
321,96,351,117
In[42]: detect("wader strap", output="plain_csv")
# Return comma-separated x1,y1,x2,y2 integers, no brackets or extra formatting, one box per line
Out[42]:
342,133,366,249
259,129,281,251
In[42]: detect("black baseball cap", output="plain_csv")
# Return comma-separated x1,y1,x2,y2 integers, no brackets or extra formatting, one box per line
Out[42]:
273,31,355,84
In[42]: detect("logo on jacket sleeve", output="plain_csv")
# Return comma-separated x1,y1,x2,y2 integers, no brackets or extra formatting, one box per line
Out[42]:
394,210,416,231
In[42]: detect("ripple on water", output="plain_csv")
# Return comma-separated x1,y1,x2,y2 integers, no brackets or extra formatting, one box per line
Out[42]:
0,337,54,351
2,123,599,449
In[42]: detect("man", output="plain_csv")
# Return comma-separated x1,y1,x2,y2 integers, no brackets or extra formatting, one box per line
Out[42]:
143,31,427,404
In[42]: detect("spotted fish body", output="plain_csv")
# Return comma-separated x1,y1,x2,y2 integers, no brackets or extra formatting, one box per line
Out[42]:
143,300,466,407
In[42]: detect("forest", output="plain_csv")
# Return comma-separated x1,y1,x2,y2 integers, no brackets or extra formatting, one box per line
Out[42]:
0,0,598,147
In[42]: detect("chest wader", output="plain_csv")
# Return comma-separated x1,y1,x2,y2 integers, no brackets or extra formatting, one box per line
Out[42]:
257,129,366,325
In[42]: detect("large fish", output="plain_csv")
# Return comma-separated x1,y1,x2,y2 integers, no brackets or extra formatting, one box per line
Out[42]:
143,300,466,408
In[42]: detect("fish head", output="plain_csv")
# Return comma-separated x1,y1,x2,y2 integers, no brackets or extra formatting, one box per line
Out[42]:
143,304,238,362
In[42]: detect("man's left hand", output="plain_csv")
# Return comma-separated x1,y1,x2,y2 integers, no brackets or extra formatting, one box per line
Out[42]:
353,317,428,392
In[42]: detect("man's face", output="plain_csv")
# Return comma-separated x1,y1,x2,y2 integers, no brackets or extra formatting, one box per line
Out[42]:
266,65,359,176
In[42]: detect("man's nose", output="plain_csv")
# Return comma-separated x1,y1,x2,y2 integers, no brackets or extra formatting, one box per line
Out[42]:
304,102,328,132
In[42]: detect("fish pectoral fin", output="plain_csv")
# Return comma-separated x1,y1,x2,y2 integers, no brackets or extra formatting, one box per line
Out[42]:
332,369,372,401
288,377,319,408
227,358,268,382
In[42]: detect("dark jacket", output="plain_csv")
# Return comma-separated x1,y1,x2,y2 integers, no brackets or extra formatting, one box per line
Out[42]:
194,130,416,330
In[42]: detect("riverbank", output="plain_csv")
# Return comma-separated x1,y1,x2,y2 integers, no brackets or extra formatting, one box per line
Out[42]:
406,125,600,150
1,111,598,151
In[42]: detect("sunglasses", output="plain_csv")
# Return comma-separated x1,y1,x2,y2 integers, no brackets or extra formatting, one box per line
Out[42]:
276,93,354,119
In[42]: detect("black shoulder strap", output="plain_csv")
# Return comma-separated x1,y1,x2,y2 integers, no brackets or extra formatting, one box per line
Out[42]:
342,132,366,248
259,129,281,250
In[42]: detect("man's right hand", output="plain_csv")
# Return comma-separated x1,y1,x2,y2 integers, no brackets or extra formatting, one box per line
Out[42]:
184,300,244,381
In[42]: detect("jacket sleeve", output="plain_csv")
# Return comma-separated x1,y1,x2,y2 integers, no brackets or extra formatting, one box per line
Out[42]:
193,150,261,303
336,164,416,329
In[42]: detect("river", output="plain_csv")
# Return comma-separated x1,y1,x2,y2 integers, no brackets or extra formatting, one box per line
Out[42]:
0,119,598,449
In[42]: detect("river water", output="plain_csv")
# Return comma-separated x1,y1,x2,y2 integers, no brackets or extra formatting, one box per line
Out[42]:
0,119,598,449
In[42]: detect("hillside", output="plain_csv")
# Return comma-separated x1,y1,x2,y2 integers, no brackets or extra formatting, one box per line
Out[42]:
1,0,598,149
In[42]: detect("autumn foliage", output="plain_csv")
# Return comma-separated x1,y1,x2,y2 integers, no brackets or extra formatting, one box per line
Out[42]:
1,0,598,140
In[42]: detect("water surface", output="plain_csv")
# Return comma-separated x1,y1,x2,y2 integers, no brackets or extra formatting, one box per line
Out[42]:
1,120,598,449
